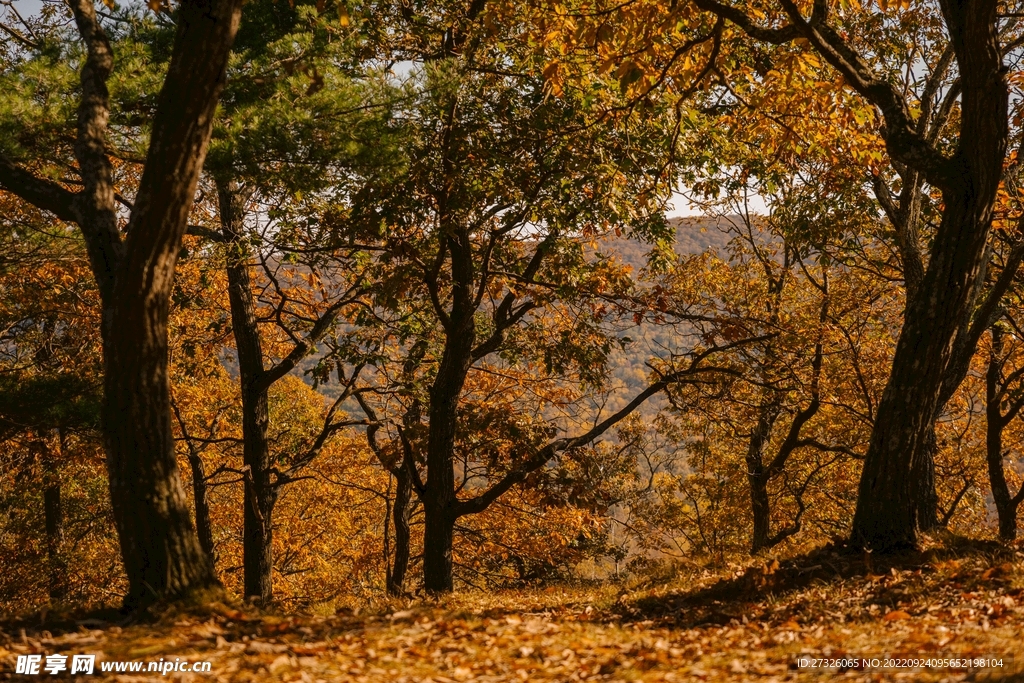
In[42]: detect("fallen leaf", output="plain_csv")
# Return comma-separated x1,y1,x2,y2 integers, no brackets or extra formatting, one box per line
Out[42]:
884,610,911,621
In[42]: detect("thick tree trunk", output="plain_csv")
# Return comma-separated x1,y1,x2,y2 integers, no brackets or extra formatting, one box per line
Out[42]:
875,166,942,532
104,291,218,607
850,225,999,550
0,0,244,609
104,322,217,607
423,503,456,592
749,474,772,554
422,363,463,592
850,5,1007,552
422,245,476,592
96,0,243,610
218,180,275,604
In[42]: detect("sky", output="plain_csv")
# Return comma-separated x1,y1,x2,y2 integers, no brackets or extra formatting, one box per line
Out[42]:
10,0,44,16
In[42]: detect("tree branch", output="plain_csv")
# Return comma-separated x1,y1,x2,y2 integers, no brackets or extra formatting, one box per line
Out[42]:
69,0,123,303
697,0,955,187
0,155,79,223
259,298,351,391
455,334,773,517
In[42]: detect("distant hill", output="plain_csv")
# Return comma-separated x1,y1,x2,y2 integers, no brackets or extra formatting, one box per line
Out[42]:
671,215,738,255
602,216,736,274
592,216,744,416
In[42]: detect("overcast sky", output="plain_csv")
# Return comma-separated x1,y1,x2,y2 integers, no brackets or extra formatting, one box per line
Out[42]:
11,0,45,16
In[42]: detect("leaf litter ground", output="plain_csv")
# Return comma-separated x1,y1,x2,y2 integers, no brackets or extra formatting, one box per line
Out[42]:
3,536,1024,682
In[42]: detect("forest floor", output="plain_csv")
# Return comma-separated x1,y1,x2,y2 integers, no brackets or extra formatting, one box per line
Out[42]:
2,535,1024,682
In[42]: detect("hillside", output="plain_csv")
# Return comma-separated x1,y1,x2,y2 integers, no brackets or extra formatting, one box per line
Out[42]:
594,216,739,414
3,538,1020,682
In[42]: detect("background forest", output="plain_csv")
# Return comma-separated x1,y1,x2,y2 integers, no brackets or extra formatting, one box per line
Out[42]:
1,0,1024,629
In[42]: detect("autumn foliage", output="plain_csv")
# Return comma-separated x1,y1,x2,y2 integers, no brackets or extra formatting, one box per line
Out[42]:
2,6,1024,681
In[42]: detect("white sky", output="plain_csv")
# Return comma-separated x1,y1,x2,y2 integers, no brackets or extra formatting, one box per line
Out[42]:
10,0,45,15
666,190,769,217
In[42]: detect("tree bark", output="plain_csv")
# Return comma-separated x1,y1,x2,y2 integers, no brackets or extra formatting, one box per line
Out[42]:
874,170,941,532
43,432,67,602
422,322,474,592
387,461,413,595
848,2,1007,552
86,0,243,609
422,502,456,592
694,0,1009,554
986,324,1024,541
915,425,939,531
185,448,216,564
851,215,1002,549
421,208,477,592
746,402,780,553
213,177,360,601
218,179,275,604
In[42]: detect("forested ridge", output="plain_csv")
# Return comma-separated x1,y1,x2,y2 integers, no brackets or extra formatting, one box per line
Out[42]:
2,0,1024,680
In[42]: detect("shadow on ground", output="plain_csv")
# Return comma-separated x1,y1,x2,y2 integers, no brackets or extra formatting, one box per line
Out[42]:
616,534,1020,628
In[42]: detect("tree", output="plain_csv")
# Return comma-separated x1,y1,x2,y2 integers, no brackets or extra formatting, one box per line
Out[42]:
0,0,245,608
549,0,1018,551
165,245,398,604
650,210,893,554
985,318,1024,540
311,0,736,591
191,0,398,602
697,0,1015,552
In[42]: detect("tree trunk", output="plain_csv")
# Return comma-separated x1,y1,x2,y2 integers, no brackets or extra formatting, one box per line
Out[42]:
986,325,1020,541
185,449,216,563
746,402,780,554
104,294,218,607
43,432,67,602
218,179,275,604
422,258,475,591
915,425,939,531
387,461,413,595
0,0,244,609
986,405,1017,541
423,503,456,593
850,232,998,550
92,0,243,610
850,5,1007,552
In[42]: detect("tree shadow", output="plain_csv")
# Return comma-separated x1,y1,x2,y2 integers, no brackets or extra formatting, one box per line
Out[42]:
614,535,1017,628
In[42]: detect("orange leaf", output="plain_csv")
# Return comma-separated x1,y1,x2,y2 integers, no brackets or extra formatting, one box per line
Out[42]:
884,610,911,621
